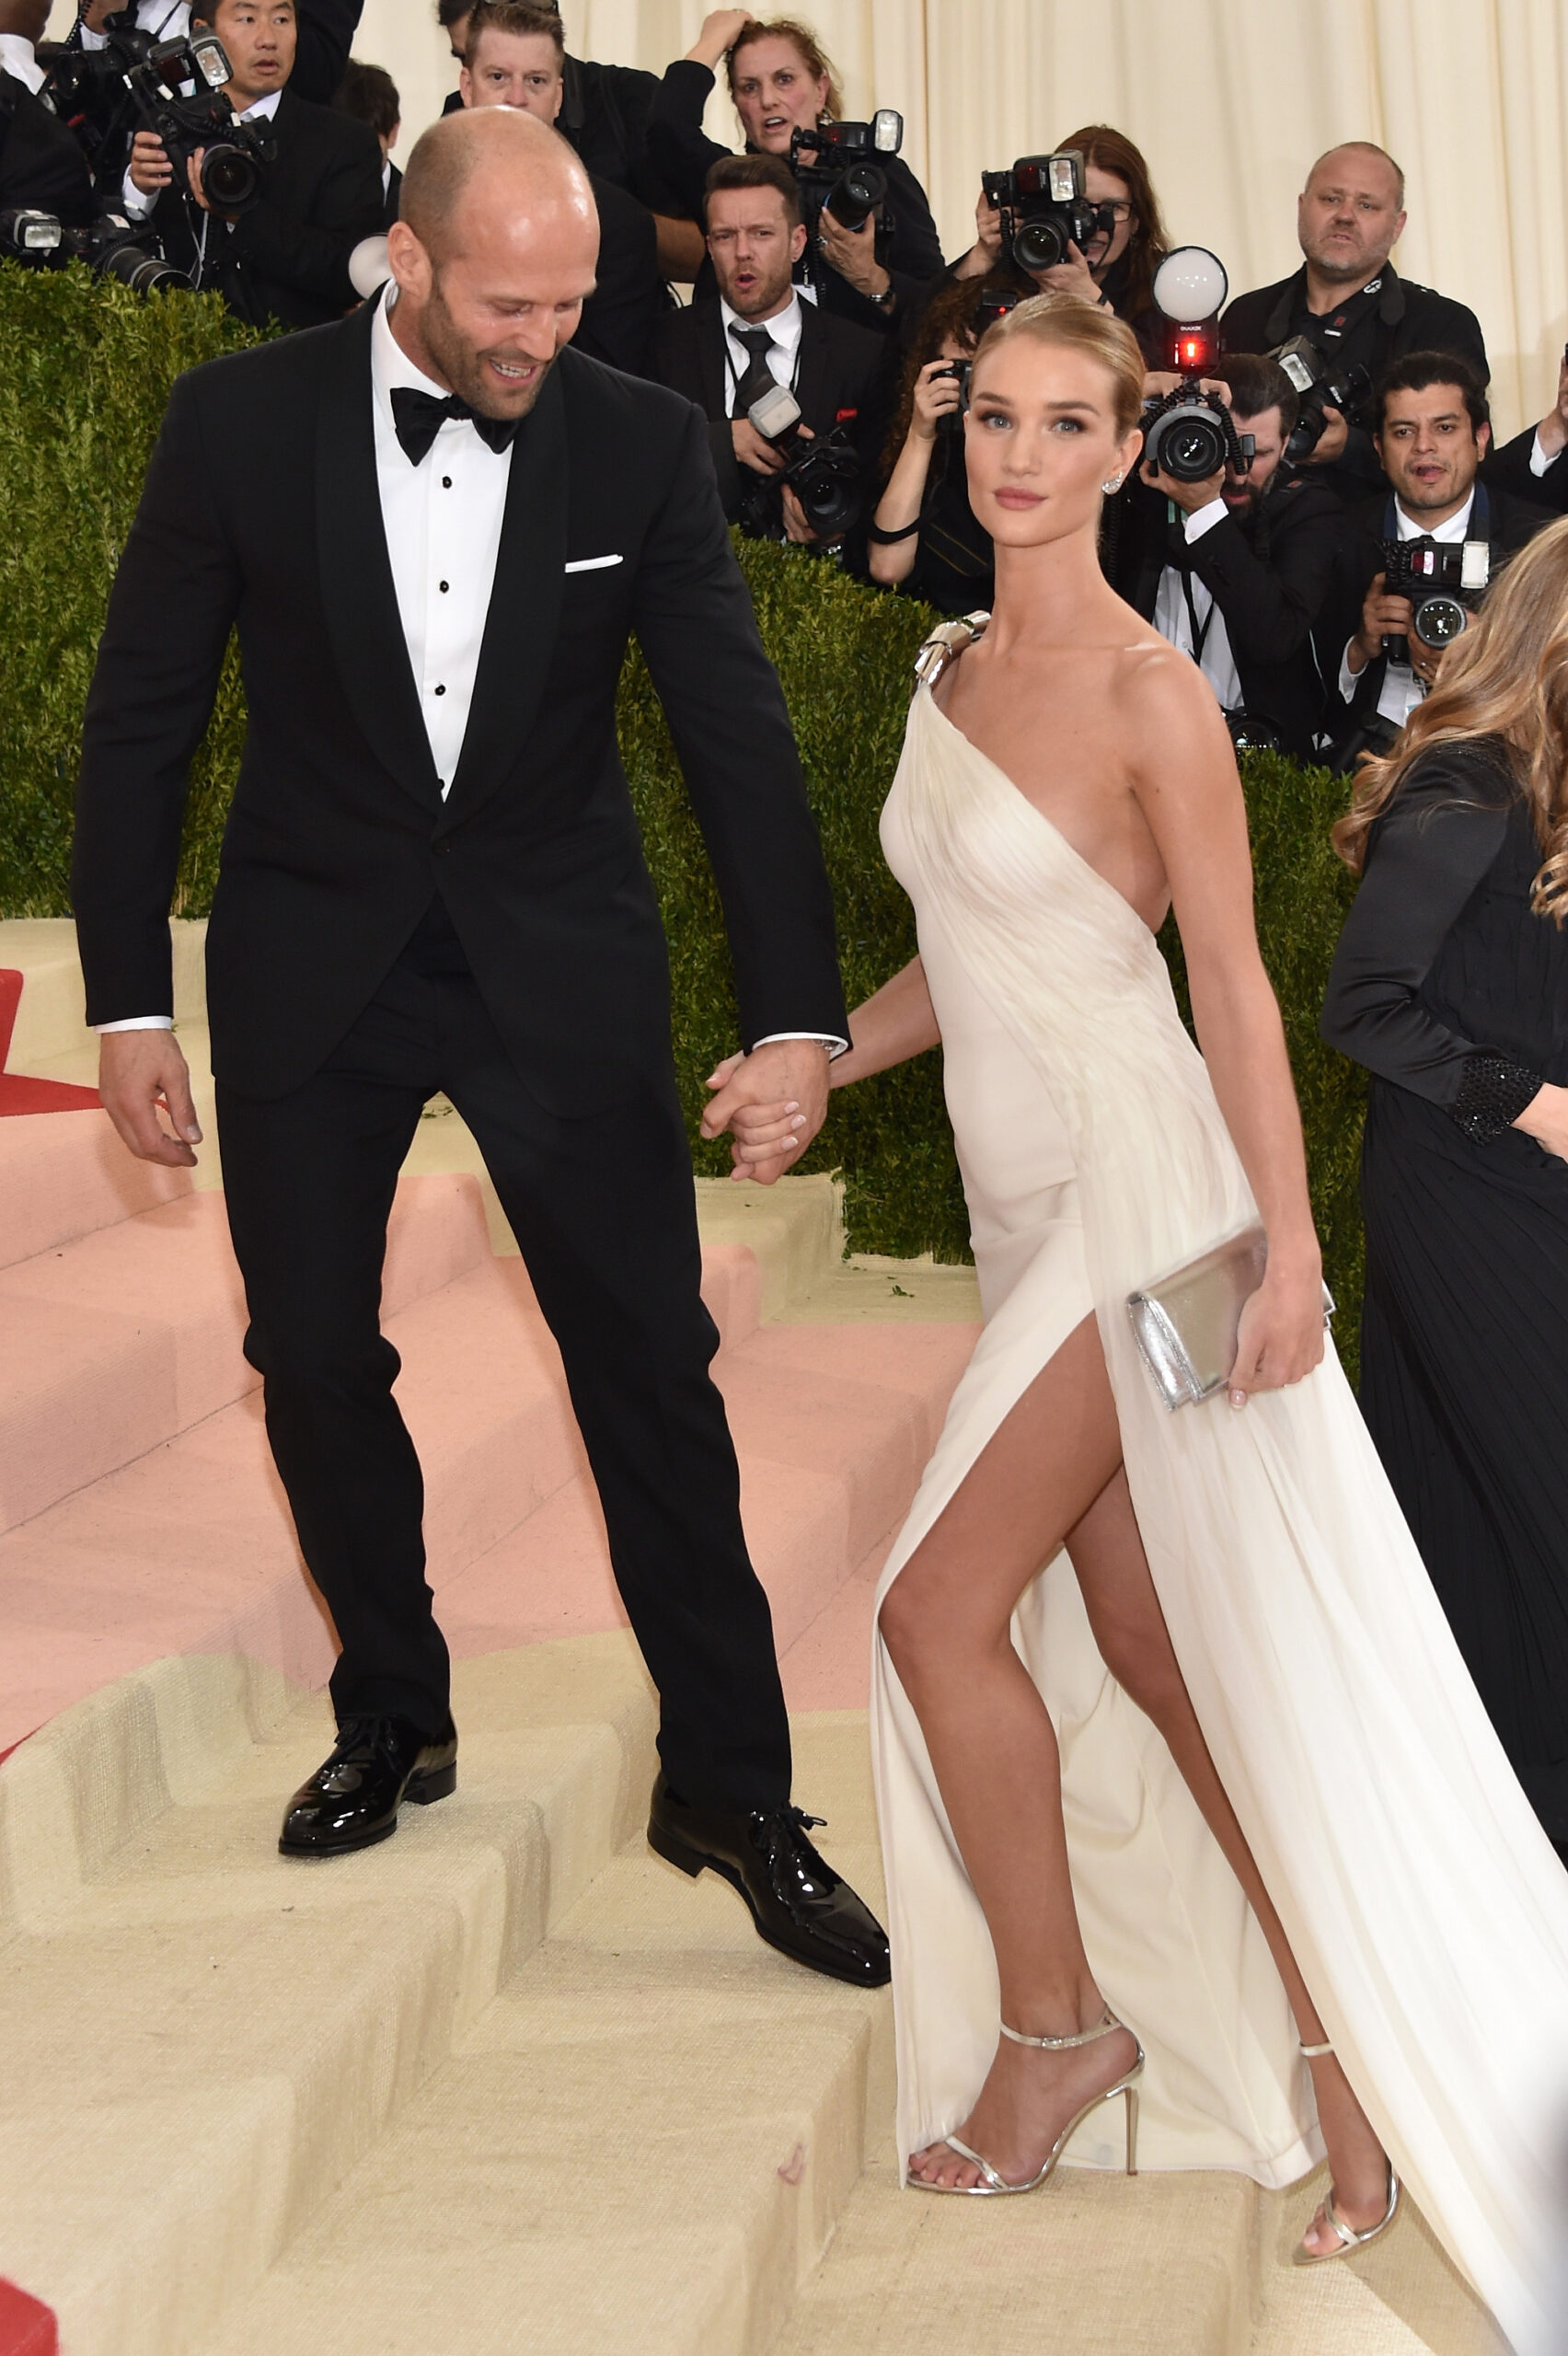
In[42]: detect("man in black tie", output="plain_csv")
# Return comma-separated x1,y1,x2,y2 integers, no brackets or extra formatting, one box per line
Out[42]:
648,153,889,544
74,104,889,1989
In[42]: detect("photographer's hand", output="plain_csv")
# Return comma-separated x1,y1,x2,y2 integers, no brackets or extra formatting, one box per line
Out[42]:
185,148,213,214
780,485,821,545
1142,455,1227,513
1036,239,1101,307
732,419,787,476
1309,403,1349,465
1351,573,1413,673
98,1031,202,1170
1537,355,1568,461
128,129,174,197
953,188,1004,281
817,207,889,301
911,360,963,441
686,7,751,66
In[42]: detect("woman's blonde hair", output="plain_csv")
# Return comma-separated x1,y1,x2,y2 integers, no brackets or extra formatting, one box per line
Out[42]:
973,291,1146,440
725,17,844,122
1332,514,1568,923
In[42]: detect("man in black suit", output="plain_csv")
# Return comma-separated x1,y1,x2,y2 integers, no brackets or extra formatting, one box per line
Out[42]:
647,153,888,547
1484,349,1568,515
74,104,888,1989
1120,352,1342,760
0,0,94,226
1222,143,1487,501
458,0,663,377
1322,352,1551,769
121,0,384,329
330,56,399,230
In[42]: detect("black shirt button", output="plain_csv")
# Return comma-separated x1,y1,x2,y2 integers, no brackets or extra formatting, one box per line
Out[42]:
439,581,449,593
433,684,445,696
433,839,451,858
442,476,452,489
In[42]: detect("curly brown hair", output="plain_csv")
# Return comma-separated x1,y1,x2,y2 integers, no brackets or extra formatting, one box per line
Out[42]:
881,278,1001,477
1055,124,1170,326
1332,515,1568,924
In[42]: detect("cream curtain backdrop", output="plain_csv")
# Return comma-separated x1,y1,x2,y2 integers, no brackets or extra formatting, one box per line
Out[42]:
348,0,1568,441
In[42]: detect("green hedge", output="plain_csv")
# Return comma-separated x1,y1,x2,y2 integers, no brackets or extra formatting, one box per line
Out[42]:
0,264,1366,1360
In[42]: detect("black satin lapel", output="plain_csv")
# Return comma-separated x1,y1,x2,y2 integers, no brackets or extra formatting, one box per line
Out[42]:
701,310,728,421
443,361,568,818
316,298,442,814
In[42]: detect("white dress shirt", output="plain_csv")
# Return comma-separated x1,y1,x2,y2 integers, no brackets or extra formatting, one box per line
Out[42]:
0,31,43,91
121,85,280,221
82,0,190,46
718,291,803,410
1529,429,1561,478
1336,489,1477,730
1152,498,1243,712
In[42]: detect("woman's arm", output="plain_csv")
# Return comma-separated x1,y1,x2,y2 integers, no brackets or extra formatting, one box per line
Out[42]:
869,363,961,585
829,956,941,1085
1122,650,1322,1398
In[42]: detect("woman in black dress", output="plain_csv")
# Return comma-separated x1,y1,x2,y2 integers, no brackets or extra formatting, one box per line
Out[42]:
865,278,997,616
1321,518,1568,1865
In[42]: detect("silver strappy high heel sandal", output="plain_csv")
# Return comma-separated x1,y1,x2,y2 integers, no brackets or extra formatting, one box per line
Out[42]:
1295,2038,1400,2264
913,2005,1145,2195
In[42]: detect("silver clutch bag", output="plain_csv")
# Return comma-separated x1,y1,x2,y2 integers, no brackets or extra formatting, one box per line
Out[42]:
1127,1223,1334,1411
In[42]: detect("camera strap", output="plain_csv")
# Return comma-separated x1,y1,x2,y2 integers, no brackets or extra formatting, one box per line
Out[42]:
1173,539,1216,662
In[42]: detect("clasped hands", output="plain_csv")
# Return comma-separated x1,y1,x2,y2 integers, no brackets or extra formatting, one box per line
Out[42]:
702,1038,830,1184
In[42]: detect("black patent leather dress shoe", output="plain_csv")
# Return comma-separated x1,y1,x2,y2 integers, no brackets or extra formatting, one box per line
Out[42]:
279,1715,458,1857
647,1772,891,1987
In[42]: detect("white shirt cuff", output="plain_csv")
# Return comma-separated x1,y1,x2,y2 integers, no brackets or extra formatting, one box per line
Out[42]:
1337,640,1362,703
753,1032,848,1059
121,168,156,219
1531,428,1556,479
1182,498,1228,543
96,1015,175,1032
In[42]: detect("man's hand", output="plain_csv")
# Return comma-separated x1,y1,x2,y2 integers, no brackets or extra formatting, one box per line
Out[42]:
98,1031,202,1169
1537,354,1568,461
185,147,213,214
1307,403,1349,466
1350,572,1412,671
733,418,786,475
816,205,887,300
780,485,819,544
953,186,1004,280
702,1040,830,1184
1142,454,1226,513
128,129,174,196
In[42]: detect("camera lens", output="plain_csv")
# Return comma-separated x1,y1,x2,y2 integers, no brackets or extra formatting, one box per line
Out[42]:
1151,408,1228,482
1013,216,1066,273
1412,593,1468,650
100,244,184,293
824,161,885,231
201,141,262,214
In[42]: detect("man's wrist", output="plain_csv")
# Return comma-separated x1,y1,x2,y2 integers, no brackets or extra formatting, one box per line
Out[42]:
97,1015,175,1033
1181,494,1228,537
752,1032,847,1059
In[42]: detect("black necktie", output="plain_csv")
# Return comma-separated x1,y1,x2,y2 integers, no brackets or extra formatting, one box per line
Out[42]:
390,384,520,467
730,324,777,419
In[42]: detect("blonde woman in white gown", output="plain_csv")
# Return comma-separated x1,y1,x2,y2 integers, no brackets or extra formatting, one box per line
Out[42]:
722,296,1568,2350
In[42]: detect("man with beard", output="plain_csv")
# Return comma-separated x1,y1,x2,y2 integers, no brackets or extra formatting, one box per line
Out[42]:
1121,352,1343,759
72,105,890,1992
1222,144,1486,500
1325,352,1551,768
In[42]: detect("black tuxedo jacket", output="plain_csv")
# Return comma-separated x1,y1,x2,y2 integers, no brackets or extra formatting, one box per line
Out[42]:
0,69,95,226
1119,472,1343,759
73,302,847,1114
148,87,384,330
1323,482,1552,749
1483,422,1568,516
646,296,890,523
570,169,665,377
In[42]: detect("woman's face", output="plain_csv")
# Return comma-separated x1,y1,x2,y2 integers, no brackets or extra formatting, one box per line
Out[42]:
964,337,1139,549
1082,164,1134,275
731,35,830,155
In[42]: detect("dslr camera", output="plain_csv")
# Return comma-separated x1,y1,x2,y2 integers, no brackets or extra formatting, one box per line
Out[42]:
1274,337,1371,467
1140,247,1254,485
790,111,902,233
39,11,160,179
745,379,862,538
0,204,182,290
127,31,273,215
1379,537,1490,655
979,151,1110,276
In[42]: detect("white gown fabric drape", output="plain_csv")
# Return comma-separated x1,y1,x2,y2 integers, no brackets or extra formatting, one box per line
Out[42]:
869,678,1568,2356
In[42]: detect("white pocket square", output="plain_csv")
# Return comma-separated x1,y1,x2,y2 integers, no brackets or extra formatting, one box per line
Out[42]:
563,553,624,572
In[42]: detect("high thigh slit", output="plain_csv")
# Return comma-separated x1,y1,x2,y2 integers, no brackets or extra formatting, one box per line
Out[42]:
870,679,1568,2351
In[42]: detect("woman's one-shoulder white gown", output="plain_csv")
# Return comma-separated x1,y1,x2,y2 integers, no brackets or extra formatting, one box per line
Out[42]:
870,676,1568,2353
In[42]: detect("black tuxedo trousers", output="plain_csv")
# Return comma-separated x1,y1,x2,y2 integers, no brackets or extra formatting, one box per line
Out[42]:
218,893,791,1807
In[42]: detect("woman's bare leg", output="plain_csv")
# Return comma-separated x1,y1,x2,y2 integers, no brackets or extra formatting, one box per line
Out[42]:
880,1313,1388,2240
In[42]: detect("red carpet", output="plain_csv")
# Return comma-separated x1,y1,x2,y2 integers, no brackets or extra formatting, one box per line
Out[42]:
0,972,98,1115
0,2282,56,2356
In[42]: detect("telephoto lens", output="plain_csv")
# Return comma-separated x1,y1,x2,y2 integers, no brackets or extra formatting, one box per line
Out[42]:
200,140,265,214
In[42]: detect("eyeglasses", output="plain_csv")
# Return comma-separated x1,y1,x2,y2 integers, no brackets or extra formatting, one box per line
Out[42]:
1101,200,1134,223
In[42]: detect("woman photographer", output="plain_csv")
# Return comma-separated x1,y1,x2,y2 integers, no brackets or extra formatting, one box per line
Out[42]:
1321,517,1568,1867
645,8,943,333
867,279,997,614
955,123,1170,365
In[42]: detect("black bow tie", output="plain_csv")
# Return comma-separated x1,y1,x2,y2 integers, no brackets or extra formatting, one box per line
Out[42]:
389,384,520,467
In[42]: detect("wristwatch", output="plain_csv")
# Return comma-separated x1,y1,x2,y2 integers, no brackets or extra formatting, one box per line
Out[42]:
873,283,896,312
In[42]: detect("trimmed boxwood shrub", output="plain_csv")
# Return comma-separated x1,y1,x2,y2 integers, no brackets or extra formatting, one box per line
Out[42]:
0,264,1366,1362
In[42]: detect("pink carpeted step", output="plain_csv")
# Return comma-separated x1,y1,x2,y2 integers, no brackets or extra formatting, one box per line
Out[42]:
0,1175,494,1538
0,1109,192,1270
0,2281,56,2356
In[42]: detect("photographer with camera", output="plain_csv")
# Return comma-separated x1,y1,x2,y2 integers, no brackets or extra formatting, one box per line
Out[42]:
644,11,943,336
457,1,663,376
951,125,1170,365
648,152,888,551
1326,353,1551,768
331,57,398,228
120,0,383,327
1119,349,1342,758
1222,144,1486,499
865,276,1007,614
1,0,93,230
